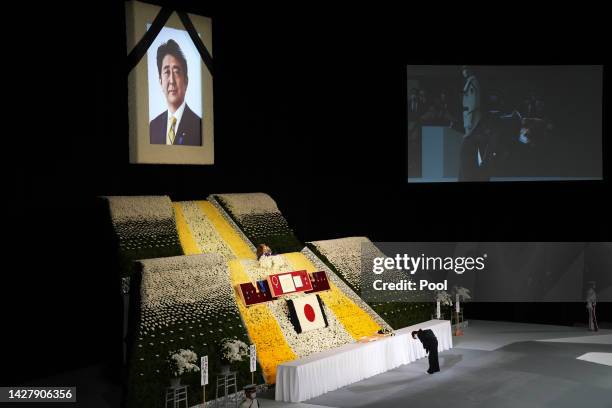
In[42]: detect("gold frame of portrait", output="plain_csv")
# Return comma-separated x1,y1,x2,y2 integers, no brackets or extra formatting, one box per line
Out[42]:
126,0,214,164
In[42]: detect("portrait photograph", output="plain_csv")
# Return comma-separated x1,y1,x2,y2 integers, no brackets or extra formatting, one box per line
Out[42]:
126,1,214,164
147,27,202,147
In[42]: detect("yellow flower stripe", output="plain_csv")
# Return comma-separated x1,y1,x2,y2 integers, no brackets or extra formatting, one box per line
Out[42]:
283,253,381,340
172,202,200,255
228,259,296,383
172,201,256,259
196,201,256,260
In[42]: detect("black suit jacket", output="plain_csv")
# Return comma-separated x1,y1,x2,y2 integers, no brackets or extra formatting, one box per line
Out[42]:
149,104,202,146
416,329,438,352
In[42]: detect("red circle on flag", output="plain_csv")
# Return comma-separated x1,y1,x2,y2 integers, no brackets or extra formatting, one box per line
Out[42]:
303,304,316,322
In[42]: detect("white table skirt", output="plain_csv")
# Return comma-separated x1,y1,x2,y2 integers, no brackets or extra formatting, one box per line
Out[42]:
275,319,452,402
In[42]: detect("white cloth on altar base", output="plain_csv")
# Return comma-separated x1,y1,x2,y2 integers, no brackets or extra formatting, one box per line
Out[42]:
275,319,452,402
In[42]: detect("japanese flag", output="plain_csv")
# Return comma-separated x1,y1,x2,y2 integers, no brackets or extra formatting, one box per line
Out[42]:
288,294,328,333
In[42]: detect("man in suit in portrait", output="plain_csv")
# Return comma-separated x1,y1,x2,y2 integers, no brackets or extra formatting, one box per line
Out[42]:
150,39,202,146
458,65,493,181
412,329,440,374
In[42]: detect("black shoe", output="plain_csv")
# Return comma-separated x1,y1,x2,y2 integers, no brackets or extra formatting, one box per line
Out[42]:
427,369,434,374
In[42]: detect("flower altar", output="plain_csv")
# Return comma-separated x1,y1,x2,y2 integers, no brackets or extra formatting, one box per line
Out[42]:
105,196,183,280
210,193,304,254
127,254,254,408
120,195,433,408
305,237,434,329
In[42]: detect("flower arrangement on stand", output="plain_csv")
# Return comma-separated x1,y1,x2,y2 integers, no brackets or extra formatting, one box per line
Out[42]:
258,254,288,270
167,349,200,387
452,286,471,335
220,339,249,374
435,290,453,319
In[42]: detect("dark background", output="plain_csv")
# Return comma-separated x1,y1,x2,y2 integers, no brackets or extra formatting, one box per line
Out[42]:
5,1,610,384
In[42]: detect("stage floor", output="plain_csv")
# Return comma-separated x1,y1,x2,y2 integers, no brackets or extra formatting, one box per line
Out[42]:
21,320,611,408
287,320,611,408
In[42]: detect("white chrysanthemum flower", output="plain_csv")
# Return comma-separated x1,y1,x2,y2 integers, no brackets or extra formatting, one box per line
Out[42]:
310,237,384,290
259,255,273,269
272,255,289,271
168,348,200,377
240,256,357,357
179,201,235,260
455,286,471,301
212,194,296,242
435,290,453,306
215,193,279,217
138,254,242,333
106,196,175,223
301,247,392,331
221,339,249,363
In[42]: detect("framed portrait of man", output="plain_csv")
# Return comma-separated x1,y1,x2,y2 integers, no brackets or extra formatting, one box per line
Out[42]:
126,0,214,164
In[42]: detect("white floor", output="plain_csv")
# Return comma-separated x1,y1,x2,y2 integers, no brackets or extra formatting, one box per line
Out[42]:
538,334,612,345
576,352,612,366
298,320,612,408
452,320,611,351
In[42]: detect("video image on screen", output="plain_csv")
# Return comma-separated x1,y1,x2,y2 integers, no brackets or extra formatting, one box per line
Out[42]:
407,65,603,183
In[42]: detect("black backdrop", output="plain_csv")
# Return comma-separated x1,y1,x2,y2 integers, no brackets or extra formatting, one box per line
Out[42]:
5,1,610,384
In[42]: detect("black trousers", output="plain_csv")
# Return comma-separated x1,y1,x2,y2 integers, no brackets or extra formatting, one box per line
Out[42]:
458,126,490,182
428,342,440,372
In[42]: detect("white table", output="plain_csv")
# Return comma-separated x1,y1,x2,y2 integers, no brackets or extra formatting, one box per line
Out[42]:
275,319,452,402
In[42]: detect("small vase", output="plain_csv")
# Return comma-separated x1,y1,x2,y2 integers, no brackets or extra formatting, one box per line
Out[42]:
170,377,181,388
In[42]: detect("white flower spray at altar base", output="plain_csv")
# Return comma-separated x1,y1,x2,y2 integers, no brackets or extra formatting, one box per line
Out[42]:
454,286,472,303
168,349,200,377
221,339,249,363
258,254,288,271
435,290,453,306
435,290,453,319
453,286,471,314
